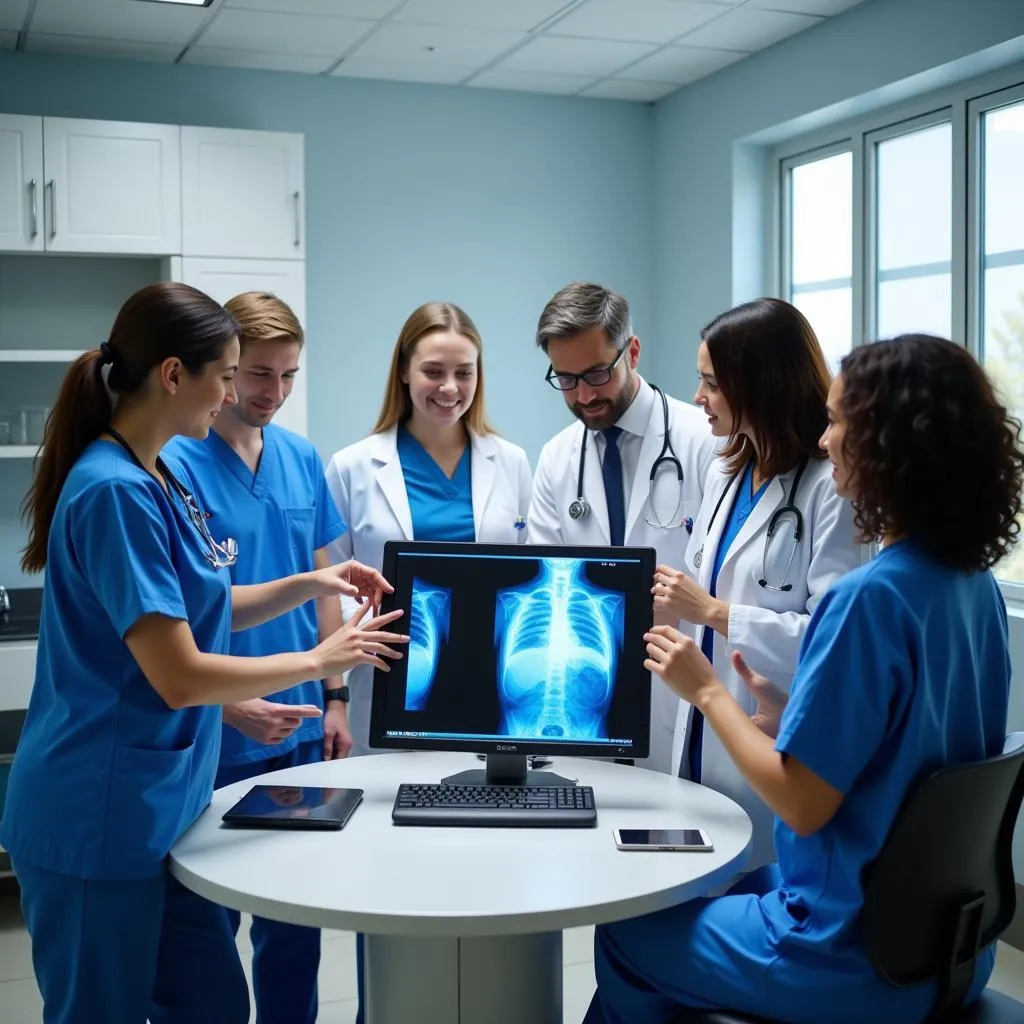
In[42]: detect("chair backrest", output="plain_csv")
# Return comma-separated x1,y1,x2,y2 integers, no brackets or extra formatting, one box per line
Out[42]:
862,732,1024,1016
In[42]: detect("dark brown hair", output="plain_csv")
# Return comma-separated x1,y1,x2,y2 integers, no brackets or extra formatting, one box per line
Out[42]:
21,282,238,573
840,335,1024,573
701,298,831,478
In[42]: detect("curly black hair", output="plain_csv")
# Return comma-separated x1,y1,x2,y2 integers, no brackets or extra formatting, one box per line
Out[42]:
839,335,1024,573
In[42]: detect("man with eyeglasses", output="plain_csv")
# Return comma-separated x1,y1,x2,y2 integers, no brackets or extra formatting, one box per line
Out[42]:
528,281,716,774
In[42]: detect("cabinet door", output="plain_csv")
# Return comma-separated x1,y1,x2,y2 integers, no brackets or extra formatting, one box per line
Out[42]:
0,115,44,253
181,128,304,260
42,118,181,255
178,259,308,438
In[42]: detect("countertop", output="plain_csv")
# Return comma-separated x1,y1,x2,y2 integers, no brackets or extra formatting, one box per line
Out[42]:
0,587,41,643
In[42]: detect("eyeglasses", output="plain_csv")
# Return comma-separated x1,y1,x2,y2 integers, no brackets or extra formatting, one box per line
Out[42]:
545,346,627,392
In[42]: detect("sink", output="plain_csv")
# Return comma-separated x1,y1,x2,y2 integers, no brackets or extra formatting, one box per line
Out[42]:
0,587,42,642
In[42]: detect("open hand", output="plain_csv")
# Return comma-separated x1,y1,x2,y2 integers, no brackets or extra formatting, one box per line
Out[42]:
643,624,721,705
732,651,788,738
316,601,409,677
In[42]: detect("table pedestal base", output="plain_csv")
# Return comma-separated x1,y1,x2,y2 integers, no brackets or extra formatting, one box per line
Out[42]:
364,931,563,1024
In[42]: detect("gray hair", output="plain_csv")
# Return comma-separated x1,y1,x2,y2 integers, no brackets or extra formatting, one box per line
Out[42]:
535,282,633,352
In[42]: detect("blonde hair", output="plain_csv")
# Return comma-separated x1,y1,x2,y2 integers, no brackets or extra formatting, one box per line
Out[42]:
373,303,494,435
224,292,303,352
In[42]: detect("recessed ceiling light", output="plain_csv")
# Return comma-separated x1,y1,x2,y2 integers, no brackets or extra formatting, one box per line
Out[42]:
134,0,214,7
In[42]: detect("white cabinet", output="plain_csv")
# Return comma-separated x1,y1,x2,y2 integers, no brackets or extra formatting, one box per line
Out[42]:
178,258,308,438
181,127,304,261
0,116,181,256
0,642,36,712
0,115,44,253
43,118,181,255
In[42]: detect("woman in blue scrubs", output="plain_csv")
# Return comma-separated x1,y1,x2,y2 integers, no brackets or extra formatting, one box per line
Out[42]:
586,334,1020,1024
0,283,407,1024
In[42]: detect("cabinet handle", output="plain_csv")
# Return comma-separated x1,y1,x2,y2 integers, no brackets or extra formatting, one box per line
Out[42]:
46,180,56,239
29,179,38,239
293,190,301,248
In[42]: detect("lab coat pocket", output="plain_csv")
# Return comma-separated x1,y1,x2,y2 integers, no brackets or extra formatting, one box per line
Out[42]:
103,741,196,875
486,504,527,544
283,506,316,565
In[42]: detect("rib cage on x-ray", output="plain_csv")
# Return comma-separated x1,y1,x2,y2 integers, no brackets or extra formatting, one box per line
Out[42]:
404,579,451,711
495,559,624,740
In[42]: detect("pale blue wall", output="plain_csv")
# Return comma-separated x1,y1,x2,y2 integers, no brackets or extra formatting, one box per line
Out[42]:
649,0,1024,879
0,51,655,585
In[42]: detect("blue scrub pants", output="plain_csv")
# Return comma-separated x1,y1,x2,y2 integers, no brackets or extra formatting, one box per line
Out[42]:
14,859,248,1024
583,866,995,1024
215,737,325,1024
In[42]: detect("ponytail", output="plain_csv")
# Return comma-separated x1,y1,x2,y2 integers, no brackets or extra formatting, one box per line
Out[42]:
20,349,113,572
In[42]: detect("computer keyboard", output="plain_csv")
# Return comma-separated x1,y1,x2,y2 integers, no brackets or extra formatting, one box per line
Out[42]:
392,783,597,828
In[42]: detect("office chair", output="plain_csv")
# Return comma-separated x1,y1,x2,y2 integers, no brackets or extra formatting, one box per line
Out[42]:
677,732,1024,1024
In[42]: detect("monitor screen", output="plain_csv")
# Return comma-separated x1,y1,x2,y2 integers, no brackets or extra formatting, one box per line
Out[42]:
370,542,654,759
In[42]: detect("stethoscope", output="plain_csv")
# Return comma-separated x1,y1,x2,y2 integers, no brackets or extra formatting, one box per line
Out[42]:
107,428,238,570
693,457,808,592
568,383,685,530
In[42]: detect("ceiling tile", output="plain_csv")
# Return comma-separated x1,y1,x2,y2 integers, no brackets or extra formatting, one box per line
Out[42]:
0,29,17,49
746,0,863,14
626,43,743,84
468,68,594,95
197,7,374,57
392,0,575,33
553,0,731,45
332,59,472,86
25,33,181,62
676,5,822,51
581,78,679,102
0,0,29,32
346,22,525,67
30,0,210,45
182,46,334,73
225,0,398,16
496,36,657,78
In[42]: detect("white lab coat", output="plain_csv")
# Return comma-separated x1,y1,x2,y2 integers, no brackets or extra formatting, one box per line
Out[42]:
324,426,533,757
527,387,716,774
672,455,861,869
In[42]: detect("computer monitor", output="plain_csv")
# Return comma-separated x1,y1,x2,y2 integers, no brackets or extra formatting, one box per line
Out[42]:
370,541,654,787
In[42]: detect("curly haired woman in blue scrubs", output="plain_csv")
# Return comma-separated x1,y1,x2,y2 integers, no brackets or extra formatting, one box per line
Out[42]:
586,335,1021,1024
0,283,407,1024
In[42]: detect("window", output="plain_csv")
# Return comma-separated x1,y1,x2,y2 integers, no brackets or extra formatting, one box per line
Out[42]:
783,150,852,374
776,66,1024,591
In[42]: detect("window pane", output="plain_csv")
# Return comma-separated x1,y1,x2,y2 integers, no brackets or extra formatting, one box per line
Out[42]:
980,99,1024,584
876,123,952,272
790,152,852,286
983,101,1024,257
792,287,852,376
877,274,952,339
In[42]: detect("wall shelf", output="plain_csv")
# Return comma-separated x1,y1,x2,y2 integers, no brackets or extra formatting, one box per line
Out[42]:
0,350,82,362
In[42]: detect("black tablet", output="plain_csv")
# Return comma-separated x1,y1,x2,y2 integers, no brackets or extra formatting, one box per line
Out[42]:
221,785,364,831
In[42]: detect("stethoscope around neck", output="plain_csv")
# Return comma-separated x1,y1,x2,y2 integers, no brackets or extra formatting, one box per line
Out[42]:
568,383,685,530
695,456,809,592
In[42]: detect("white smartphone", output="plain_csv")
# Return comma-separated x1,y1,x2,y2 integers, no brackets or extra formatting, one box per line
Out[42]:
613,828,713,852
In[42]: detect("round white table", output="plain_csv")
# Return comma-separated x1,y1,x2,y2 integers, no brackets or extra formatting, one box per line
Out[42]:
170,751,752,1024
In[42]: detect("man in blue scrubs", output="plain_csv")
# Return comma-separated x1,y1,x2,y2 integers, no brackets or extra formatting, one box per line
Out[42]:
165,292,349,1024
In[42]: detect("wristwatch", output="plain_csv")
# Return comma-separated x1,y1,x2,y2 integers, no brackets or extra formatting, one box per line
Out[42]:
323,686,350,704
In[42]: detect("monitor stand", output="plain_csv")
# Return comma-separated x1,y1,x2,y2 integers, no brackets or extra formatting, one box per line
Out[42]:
441,753,577,788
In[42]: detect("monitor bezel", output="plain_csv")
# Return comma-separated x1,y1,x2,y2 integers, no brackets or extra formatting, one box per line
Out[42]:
368,540,654,759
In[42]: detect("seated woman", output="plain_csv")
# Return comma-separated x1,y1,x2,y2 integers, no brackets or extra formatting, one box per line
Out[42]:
585,335,1021,1024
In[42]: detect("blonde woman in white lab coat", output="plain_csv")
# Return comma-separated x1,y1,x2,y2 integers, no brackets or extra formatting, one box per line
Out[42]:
653,298,861,870
324,302,532,759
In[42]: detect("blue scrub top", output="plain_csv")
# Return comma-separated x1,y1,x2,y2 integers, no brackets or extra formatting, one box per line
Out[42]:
0,441,232,881
397,426,474,542
771,540,1009,956
164,425,347,766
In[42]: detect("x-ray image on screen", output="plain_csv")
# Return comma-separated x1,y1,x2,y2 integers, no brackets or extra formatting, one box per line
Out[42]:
405,578,451,711
494,558,624,741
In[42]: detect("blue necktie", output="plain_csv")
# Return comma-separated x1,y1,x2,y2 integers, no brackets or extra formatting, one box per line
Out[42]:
601,426,625,547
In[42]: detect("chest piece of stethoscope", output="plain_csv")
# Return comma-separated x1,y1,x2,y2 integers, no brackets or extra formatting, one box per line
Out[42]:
568,497,590,521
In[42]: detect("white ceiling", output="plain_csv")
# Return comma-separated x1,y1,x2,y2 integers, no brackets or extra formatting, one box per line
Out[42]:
2,0,865,102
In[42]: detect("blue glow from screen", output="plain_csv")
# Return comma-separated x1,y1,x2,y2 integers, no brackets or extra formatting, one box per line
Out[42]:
405,578,451,711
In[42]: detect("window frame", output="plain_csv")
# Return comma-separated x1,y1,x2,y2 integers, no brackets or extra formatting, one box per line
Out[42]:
773,62,1024,597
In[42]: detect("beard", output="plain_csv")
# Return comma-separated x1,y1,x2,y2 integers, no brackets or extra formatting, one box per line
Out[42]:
570,374,639,431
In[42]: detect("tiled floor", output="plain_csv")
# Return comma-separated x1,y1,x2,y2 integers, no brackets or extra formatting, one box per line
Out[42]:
1,891,1023,1023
